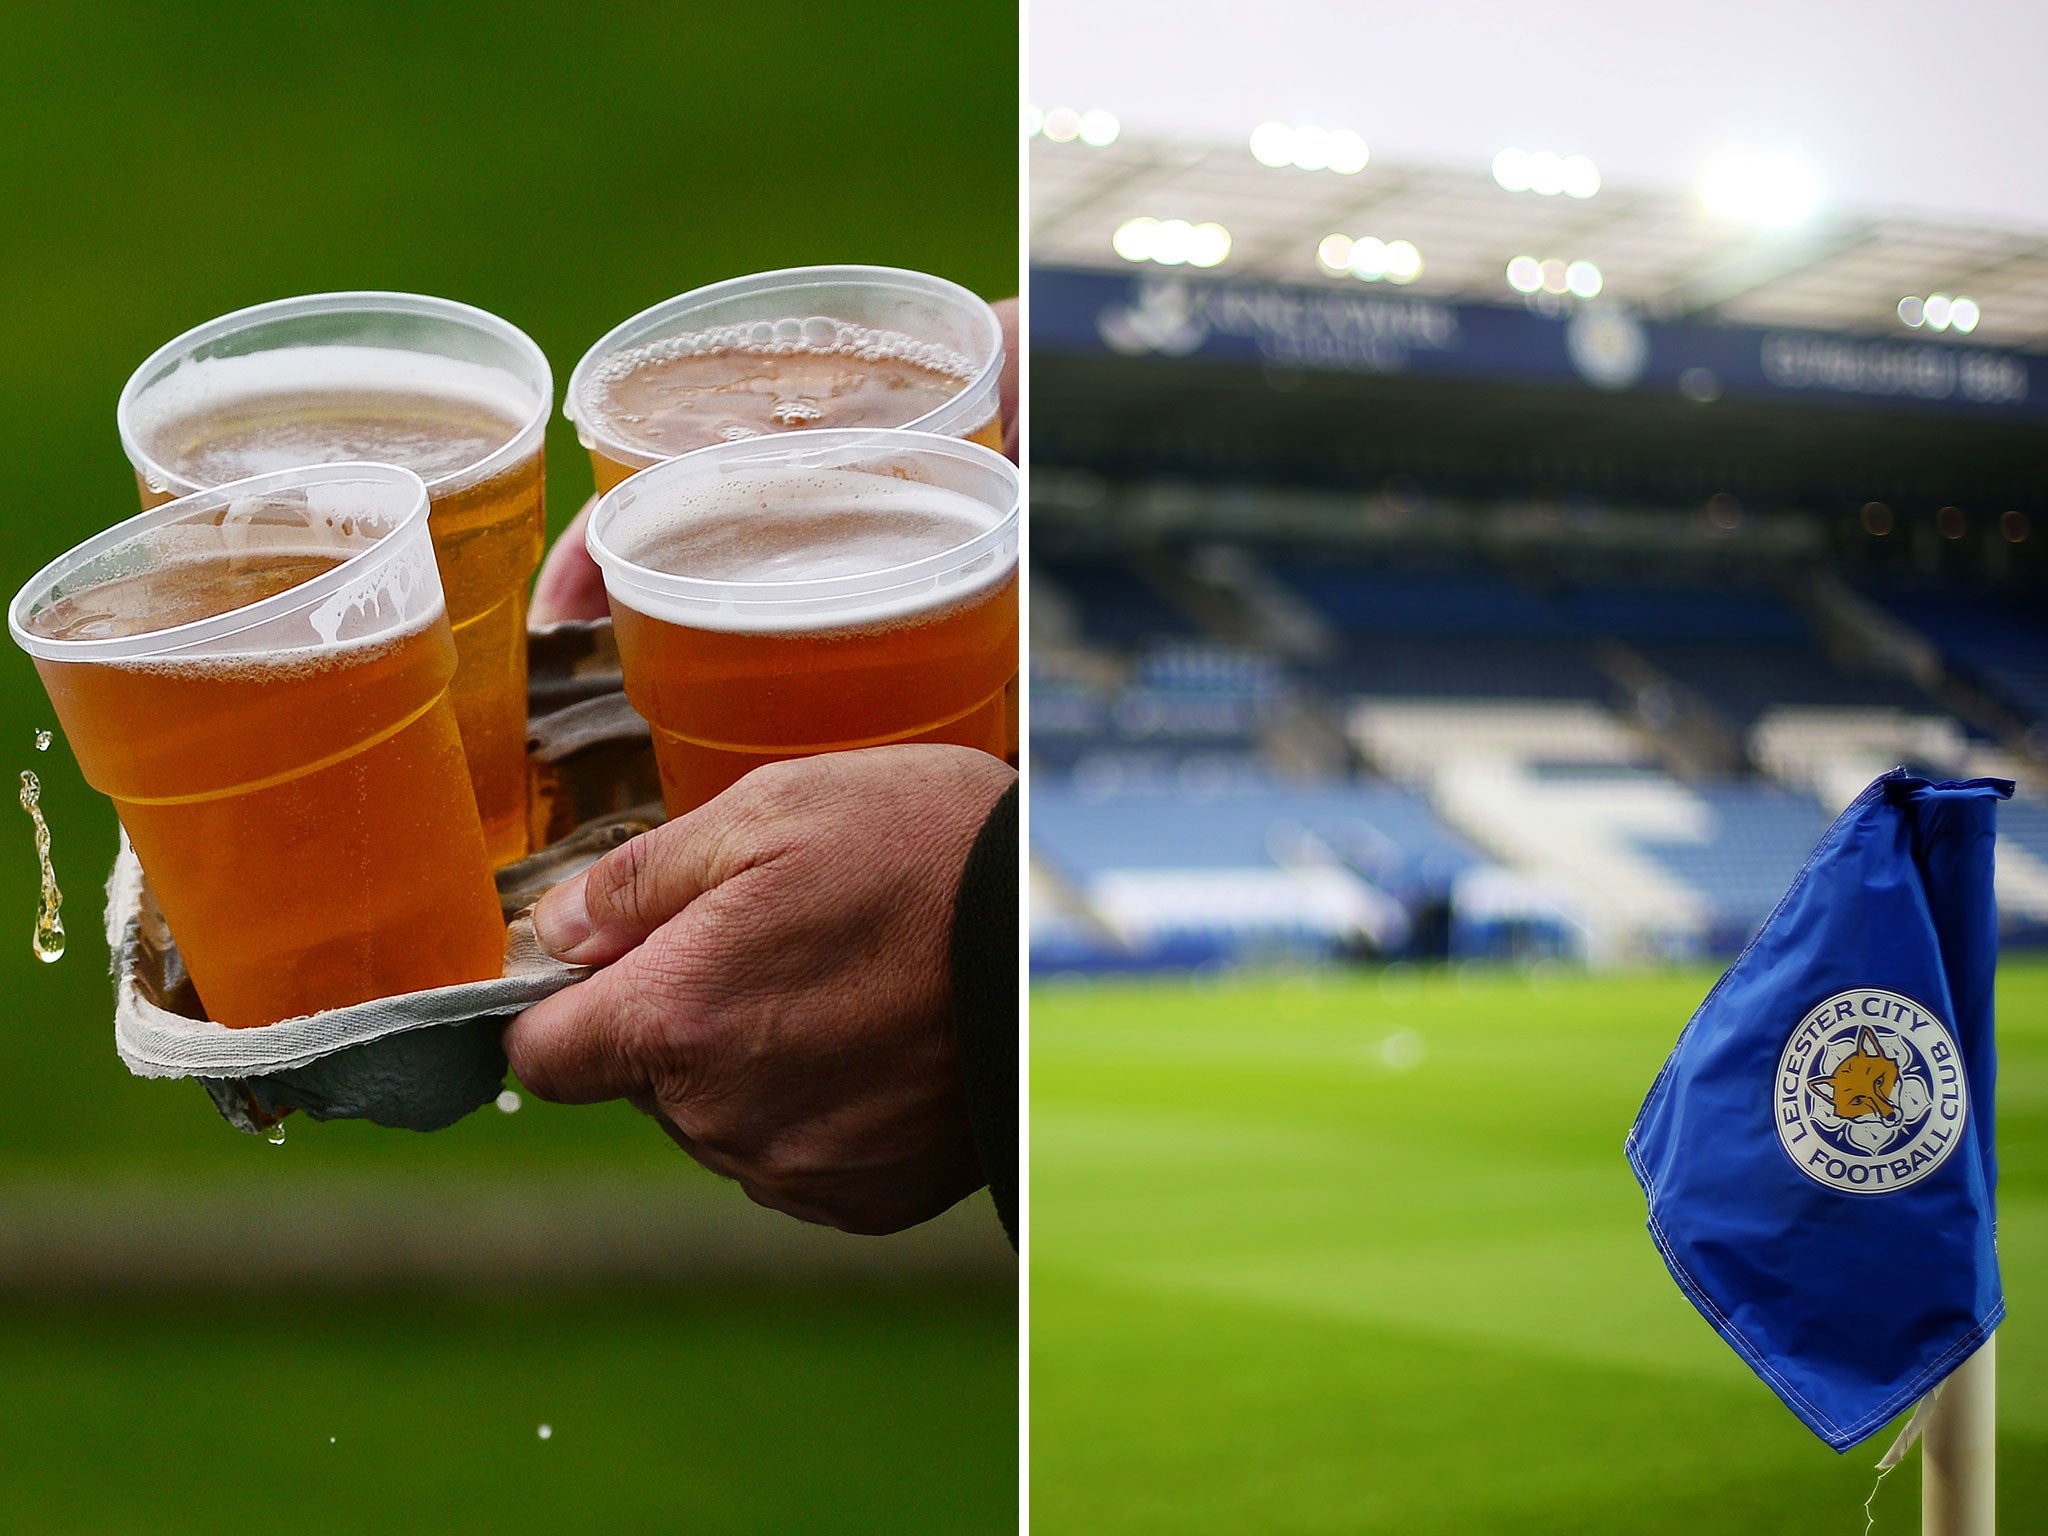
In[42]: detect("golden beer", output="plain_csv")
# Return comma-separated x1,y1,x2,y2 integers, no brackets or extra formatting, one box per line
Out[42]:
10,466,504,1029
568,267,1004,494
589,431,1018,815
118,294,551,868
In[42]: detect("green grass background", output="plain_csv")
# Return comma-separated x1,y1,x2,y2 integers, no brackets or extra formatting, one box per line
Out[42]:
1030,961,2048,1534
0,1287,1014,1536
0,5,1017,1530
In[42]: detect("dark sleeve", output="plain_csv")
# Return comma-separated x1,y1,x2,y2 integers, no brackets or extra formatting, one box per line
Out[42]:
950,780,1018,1247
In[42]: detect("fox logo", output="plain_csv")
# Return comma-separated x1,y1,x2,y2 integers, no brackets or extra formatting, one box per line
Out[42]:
1808,1027,1900,1123
1775,989,1967,1194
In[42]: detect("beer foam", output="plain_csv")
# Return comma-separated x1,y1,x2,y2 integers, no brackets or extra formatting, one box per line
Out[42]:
600,468,1015,633
581,319,979,451
591,319,977,390
107,613,436,682
27,542,442,680
129,346,541,489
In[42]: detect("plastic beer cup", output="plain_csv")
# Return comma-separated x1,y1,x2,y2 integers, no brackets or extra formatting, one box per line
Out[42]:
116,292,551,868
10,464,506,1028
586,428,1019,815
565,266,1005,494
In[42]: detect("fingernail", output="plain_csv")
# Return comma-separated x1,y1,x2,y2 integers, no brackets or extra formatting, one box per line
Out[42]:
532,871,594,959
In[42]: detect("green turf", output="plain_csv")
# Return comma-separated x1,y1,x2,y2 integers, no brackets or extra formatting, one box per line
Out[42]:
0,1285,1016,1536
0,1,1016,1170
1029,961,2048,1533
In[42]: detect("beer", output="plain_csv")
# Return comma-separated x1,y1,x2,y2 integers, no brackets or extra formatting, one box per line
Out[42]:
568,267,1004,493
579,325,1004,492
10,465,504,1029
119,296,552,868
588,431,1019,815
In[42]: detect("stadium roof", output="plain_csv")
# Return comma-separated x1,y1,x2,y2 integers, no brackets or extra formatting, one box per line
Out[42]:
1032,134,2048,352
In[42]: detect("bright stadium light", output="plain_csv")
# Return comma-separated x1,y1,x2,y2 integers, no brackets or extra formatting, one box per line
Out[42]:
1318,233,1356,272
1384,240,1422,283
1187,222,1232,268
1289,126,1331,171
1561,155,1601,199
1116,217,1229,268
1250,121,1367,173
1025,104,1045,138
1250,120,1295,167
1495,148,1600,198
1506,255,1544,293
1703,151,1818,226
1924,294,1954,330
1540,258,1570,294
1078,109,1121,147
1043,106,1082,143
1350,236,1389,279
1951,297,1981,333
1898,295,1926,328
1326,130,1370,174
1150,219,1195,265
1113,217,1158,262
1565,260,1603,298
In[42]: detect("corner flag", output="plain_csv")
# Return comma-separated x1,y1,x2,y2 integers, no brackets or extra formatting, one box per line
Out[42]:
1626,772,2010,1451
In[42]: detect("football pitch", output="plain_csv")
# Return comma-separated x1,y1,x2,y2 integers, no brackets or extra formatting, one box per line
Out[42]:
1030,960,2048,1534
0,1285,1016,1536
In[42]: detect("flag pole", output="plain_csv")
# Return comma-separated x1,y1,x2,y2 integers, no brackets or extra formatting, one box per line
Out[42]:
1922,1333,1994,1536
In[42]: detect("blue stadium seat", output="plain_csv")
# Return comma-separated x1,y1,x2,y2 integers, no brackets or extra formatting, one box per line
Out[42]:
1031,781,1481,903
1633,785,1836,949
1861,582,2048,725
1034,555,1201,649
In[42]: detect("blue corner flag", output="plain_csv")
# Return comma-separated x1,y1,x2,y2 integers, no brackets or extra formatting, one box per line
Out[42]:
1626,771,2011,1452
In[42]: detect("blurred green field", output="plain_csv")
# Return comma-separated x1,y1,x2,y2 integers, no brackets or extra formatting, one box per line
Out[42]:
0,6,1016,1530
1030,961,2048,1534
0,1285,1015,1535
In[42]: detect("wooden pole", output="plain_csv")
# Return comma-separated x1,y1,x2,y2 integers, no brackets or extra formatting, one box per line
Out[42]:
1923,1333,1994,1536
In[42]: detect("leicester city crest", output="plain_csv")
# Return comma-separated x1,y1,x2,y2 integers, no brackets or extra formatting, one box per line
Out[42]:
1774,989,1968,1195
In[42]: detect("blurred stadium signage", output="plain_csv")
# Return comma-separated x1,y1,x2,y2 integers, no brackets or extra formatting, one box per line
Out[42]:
1038,265,2047,419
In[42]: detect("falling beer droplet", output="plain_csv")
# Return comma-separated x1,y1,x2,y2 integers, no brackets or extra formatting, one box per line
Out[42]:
19,771,64,963
265,1122,288,1146
33,730,50,752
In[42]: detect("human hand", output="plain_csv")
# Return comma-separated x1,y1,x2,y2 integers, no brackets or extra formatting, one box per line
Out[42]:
529,296,1020,626
503,744,1017,1234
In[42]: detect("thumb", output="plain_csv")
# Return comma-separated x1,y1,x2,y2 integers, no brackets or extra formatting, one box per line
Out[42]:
531,815,724,964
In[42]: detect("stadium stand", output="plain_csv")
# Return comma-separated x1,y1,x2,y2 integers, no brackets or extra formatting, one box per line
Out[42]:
1030,779,1484,967
1026,137,2048,970
1860,581,2048,728
1029,544,2048,969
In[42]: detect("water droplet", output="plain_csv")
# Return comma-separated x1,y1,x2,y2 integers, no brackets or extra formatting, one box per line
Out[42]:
18,771,64,963
537,1424,553,1440
33,730,50,752
496,1089,522,1113
328,1437,336,1445
265,1122,287,1146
